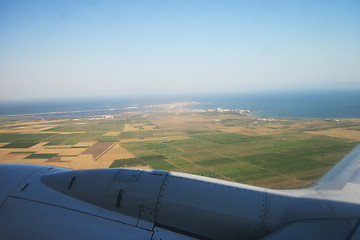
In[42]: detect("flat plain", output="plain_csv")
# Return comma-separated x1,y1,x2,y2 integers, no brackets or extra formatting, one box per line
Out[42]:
1,113,359,189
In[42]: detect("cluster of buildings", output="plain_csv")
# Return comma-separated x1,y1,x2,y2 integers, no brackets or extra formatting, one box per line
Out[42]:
203,108,251,115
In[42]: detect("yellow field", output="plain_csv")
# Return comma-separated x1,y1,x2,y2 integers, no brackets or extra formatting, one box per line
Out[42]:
306,129,360,141
120,136,190,143
0,133,139,169
96,143,136,168
123,124,142,132
206,124,288,136
123,165,152,170
103,131,121,136
74,141,96,147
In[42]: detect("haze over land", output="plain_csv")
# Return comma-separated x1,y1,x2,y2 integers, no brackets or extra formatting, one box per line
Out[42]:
1,0,360,101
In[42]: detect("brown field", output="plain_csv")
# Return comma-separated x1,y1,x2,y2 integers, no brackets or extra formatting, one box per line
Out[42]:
82,142,117,160
123,165,153,169
249,176,308,190
206,124,288,136
40,147,86,155
306,129,360,141
47,154,118,170
123,124,143,132
0,140,126,169
28,142,49,151
96,143,136,168
59,154,97,169
74,141,96,147
143,125,157,130
103,131,121,136
122,123,157,132
0,153,31,163
151,114,215,131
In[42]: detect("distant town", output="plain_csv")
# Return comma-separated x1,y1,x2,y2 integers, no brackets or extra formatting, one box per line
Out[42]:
140,102,251,115
68,102,252,122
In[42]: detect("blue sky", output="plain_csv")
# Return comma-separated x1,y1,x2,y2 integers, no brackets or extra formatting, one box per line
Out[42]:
0,0,359,100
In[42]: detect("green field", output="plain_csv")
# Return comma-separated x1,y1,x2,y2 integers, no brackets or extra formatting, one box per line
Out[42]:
0,133,54,143
110,158,146,168
116,115,359,189
1,142,39,148
1,114,359,189
25,153,58,159
45,120,125,133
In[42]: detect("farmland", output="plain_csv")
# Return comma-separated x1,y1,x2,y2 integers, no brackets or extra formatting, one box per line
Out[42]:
0,113,359,189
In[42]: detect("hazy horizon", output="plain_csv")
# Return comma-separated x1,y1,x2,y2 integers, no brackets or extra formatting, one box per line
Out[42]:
1,88,360,103
1,0,360,101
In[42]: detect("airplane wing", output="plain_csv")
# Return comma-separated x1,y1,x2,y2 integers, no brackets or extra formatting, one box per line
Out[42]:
2,144,360,240
0,164,268,240
311,143,360,190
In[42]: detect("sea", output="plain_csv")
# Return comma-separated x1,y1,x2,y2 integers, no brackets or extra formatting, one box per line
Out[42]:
0,90,360,119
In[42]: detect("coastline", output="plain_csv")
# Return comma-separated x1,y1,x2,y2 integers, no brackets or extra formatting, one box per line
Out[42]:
1,90,360,119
